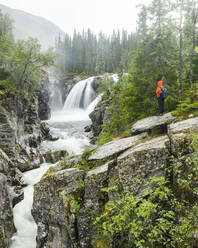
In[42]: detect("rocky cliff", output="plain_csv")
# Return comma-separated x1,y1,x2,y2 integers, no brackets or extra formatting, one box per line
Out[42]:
0,72,52,247
32,114,198,248
0,149,15,248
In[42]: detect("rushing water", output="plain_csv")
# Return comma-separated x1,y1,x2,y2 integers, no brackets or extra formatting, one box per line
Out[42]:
9,76,101,248
63,76,96,110
9,163,53,248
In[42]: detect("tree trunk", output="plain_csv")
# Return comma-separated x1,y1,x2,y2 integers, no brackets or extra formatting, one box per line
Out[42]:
179,0,183,100
190,2,198,88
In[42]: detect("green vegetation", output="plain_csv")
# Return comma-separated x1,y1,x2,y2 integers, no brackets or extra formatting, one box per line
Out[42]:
60,148,96,172
172,84,198,118
0,11,54,96
94,132,198,248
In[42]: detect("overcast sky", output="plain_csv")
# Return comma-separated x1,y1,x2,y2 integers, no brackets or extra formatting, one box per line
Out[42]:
0,0,142,34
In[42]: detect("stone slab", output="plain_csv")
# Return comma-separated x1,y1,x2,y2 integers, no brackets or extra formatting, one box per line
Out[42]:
168,117,198,134
118,135,169,161
88,133,147,161
131,112,175,135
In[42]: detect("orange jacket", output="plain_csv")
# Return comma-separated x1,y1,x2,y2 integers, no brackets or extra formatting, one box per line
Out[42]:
156,80,163,98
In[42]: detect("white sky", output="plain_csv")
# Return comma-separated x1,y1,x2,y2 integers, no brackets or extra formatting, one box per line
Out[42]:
0,0,141,34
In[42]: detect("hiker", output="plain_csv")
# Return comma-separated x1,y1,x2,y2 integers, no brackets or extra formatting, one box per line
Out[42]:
156,78,167,116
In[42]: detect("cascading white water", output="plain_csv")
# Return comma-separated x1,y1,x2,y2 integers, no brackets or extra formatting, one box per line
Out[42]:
63,76,96,110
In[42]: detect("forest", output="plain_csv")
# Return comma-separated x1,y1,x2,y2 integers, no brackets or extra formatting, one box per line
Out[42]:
55,29,137,75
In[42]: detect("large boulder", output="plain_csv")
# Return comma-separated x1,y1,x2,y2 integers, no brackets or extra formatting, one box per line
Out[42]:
88,133,147,161
32,168,85,248
131,112,175,135
116,135,170,196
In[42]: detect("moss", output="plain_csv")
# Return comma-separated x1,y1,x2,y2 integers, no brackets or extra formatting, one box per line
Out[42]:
0,150,9,162
41,167,58,179
93,235,110,248
59,190,82,216
0,90,5,95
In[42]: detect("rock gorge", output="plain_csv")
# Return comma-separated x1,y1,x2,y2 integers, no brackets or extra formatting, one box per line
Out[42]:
1,72,198,248
0,74,52,247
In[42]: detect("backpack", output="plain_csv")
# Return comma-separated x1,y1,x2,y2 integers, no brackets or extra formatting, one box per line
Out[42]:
160,87,167,99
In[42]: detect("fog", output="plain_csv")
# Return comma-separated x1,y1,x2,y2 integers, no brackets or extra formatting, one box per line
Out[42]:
0,0,140,34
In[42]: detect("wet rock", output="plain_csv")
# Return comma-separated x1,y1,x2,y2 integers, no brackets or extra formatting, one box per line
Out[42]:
88,133,147,161
0,149,9,174
0,96,43,172
8,185,24,208
168,116,198,134
131,112,175,135
116,135,170,196
0,173,15,248
38,88,51,121
78,161,110,248
89,98,112,137
0,105,16,145
60,75,83,103
43,150,68,163
32,168,85,248
40,122,59,141
84,125,91,132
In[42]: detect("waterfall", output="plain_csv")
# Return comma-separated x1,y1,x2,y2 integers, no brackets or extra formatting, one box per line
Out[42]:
63,77,96,111
49,77,63,111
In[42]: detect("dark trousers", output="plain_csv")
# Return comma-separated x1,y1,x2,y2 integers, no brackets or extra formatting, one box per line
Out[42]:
158,98,164,114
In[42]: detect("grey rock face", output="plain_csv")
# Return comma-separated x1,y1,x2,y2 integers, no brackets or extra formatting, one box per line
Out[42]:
42,150,68,164
89,98,112,137
77,161,110,248
88,133,147,161
0,149,9,174
60,76,83,104
0,96,43,172
168,116,198,134
131,112,175,135
0,173,15,248
32,168,85,248
0,105,17,145
117,136,169,195
38,76,51,121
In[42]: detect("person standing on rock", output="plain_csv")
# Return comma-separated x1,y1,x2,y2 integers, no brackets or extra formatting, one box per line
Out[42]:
156,78,166,116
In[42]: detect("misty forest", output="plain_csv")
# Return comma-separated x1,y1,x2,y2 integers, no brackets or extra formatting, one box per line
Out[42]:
1,0,198,248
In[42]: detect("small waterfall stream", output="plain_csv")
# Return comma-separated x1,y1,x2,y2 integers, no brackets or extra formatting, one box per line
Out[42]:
10,164,53,248
9,76,101,248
